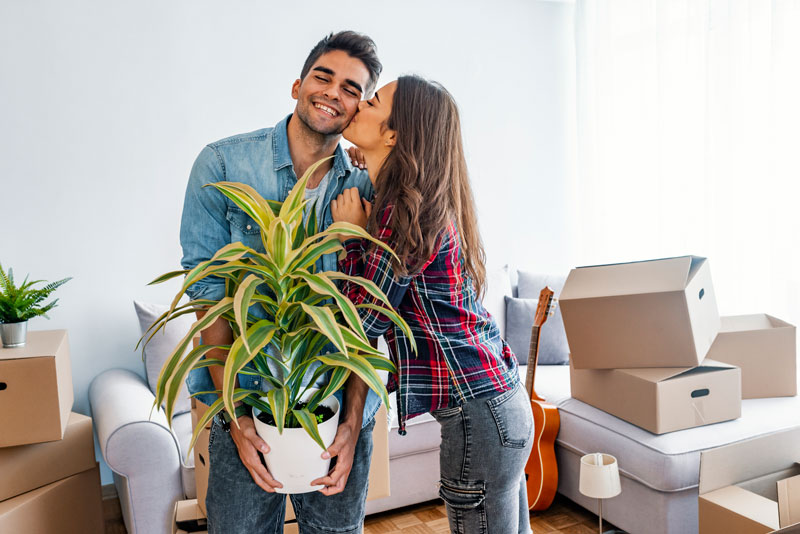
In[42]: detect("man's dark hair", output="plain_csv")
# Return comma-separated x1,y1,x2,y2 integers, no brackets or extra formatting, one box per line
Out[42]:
300,31,382,97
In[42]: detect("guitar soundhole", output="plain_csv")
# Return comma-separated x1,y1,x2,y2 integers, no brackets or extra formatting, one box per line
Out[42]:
0,383,6,391
691,388,709,398
698,288,705,300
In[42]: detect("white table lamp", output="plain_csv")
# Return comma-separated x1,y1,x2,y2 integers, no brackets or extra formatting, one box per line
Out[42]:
579,453,622,534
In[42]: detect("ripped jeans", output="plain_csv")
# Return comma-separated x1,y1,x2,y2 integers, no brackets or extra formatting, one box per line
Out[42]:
432,383,534,534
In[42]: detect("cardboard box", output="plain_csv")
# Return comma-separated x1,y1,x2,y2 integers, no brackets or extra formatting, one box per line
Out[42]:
569,359,741,434
0,412,95,501
0,329,73,446
0,464,103,534
560,256,721,369
707,314,797,399
699,427,800,533
173,498,298,534
190,399,391,513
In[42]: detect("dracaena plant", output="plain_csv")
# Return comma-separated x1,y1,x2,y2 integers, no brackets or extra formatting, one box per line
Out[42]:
141,157,415,452
0,263,71,324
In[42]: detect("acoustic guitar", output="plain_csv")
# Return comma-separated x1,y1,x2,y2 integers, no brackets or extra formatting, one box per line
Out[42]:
524,286,560,511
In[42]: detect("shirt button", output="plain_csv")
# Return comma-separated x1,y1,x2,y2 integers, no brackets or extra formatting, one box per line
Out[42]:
246,224,252,230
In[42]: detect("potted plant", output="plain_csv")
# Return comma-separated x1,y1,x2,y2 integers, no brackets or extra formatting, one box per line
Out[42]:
142,157,415,493
0,264,71,348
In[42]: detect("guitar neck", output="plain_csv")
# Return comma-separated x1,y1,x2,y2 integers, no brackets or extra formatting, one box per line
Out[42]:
524,324,541,400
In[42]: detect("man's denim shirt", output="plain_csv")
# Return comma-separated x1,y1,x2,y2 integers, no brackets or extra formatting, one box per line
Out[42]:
180,114,380,428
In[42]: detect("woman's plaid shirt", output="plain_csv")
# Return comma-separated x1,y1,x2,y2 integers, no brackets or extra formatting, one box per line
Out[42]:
338,208,520,434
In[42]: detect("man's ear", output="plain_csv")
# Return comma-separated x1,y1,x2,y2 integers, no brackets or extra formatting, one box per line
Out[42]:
291,79,301,100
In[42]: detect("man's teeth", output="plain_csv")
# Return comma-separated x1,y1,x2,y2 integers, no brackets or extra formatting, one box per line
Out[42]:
314,103,338,117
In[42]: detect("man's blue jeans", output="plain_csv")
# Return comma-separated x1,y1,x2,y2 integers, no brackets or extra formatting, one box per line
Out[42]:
432,383,534,534
206,417,375,534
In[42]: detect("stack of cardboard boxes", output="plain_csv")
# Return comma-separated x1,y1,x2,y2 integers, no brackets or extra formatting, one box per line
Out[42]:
560,256,799,532
0,329,104,533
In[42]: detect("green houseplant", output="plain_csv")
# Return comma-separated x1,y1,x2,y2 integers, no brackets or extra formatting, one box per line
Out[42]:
142,157,414,491
0,263,71,348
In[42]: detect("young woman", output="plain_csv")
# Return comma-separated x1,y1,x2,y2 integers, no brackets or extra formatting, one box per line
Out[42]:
331,75,534,534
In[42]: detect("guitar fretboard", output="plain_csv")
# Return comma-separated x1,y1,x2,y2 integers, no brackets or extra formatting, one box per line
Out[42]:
524,324,540,400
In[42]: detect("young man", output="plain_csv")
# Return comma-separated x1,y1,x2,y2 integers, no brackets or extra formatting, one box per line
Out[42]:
179,31,382,534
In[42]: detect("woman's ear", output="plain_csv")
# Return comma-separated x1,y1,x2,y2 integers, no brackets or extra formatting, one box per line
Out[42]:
385,130,397,148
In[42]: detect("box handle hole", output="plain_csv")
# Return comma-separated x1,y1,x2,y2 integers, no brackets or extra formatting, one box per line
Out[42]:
0,382,6,391
199,453,206,467
698,288,705,300
691,388,709,398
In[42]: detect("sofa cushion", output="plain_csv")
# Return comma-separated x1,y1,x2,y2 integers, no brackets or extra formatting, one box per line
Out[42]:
134,301,193,416
504,296,569,365
540,364,800,493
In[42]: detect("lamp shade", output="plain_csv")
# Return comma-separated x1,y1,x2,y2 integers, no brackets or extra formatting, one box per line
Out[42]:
579,453,621,499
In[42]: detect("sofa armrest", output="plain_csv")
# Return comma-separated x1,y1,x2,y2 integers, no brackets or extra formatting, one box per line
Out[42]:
89,368,184,534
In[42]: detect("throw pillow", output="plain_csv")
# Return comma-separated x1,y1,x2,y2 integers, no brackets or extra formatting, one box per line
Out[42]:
504,295,570,366
134,300,194,416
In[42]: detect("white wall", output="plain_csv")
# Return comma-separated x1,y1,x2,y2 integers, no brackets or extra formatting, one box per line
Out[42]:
0,1,576,484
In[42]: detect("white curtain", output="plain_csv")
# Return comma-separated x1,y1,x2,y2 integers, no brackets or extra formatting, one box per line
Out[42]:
572,0,800,321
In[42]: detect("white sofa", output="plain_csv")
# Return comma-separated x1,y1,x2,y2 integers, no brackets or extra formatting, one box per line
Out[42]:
89,269,800,534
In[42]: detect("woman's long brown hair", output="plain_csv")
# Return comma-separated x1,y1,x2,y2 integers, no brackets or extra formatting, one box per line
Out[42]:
368,75,487,297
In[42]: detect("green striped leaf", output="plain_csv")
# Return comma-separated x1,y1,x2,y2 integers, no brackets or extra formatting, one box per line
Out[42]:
154,297,233,409
291,272,367,341
279,156,333,219
300,303,347,355
268,386,289,434
221,320,278,422
268,219,290,269
318,222,400,263
322,271,395,311
287,236,343,272
356,303,417,353
148,269,188,285
292,408,326,450
164,343,221,420
340,327,383,356
169,243,251,313
186,388,251,460
206,182,274,231
317,352,391,410
306,367,350,411
233,275,261,353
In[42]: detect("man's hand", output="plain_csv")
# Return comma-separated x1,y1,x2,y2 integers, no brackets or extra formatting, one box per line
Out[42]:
229,416,284,493
311,418,360,496
331,187,372,234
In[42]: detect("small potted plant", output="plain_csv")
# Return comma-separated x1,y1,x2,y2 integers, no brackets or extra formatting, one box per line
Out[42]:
0,264,71,348
143,157,415,493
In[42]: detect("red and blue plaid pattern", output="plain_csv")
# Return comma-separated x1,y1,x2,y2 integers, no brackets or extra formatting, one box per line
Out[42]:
338,207,520,434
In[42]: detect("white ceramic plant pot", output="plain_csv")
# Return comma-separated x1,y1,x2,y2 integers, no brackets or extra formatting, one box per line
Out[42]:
252,390,340,494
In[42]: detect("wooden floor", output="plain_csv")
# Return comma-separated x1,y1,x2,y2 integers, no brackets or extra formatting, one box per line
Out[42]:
104,493,617,533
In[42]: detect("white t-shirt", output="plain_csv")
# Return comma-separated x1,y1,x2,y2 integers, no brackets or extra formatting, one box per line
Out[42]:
303,169,332,228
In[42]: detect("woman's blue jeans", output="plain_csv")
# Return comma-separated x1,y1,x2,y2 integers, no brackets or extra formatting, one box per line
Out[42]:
432,383,534,534
206,418,375,534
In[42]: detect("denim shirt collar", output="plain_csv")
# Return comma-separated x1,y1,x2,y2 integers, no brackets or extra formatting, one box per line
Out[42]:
272,113,355,181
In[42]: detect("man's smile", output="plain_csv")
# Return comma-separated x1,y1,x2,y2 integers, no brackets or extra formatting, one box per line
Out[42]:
313,102,340,117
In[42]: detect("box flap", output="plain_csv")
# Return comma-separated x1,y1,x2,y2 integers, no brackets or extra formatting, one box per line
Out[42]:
701,485,780,530
687,256,706,283
0,330,67,361
700,428,800,494
561,256,696,300
621,359,735,382
778,474,800,528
